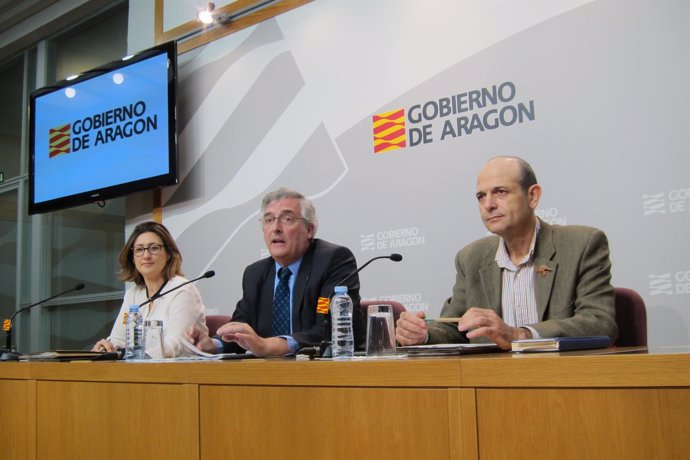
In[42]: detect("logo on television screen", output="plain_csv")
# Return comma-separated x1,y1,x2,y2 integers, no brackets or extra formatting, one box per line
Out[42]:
49,123,71,157
48,100,158,157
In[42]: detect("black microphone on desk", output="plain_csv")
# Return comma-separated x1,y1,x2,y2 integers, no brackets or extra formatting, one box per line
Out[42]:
317,254,403,358
138,270,215,308
1,283,86,361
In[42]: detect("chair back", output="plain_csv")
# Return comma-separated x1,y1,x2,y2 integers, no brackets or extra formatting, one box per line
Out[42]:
360,300,406,324
205,314,232,337
613,287,648,346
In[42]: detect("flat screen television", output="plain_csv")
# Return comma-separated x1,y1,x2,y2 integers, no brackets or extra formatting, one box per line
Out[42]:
28,41,178,214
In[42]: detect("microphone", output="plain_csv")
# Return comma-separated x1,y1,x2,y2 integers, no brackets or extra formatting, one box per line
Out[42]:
1,282,86,361
316,254,403,358
332,254,403,289
138,270,215,308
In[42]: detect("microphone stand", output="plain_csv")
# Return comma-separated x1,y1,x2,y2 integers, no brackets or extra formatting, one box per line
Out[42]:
138,270,215,308
1,283,85,361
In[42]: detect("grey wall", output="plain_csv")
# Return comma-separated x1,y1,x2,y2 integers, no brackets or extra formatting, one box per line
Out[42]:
131,0,690,346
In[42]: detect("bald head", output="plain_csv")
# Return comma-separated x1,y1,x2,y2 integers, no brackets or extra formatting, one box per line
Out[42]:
481,156,537,193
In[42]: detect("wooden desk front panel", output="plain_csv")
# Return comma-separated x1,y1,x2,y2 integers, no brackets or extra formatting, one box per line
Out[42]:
200,385,458,460
476,388,690,460
1,379,36,460
36,381,199,460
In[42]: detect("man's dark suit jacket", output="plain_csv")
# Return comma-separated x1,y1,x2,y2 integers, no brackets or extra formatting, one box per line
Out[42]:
219,238,363,353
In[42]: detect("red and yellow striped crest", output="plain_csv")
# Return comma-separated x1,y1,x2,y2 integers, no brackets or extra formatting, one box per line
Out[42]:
316,297,329,314
2,319,10,332
373,108,406,154
49,123,71,158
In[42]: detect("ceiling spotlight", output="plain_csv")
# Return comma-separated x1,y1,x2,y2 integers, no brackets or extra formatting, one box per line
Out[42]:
197,3,228,25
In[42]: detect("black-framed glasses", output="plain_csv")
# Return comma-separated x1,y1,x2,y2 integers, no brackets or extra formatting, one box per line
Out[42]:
132,243,165,257
259,214,306,227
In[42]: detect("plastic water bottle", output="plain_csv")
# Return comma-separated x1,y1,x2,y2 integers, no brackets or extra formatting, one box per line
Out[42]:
124,305,144,360
330,286,354,360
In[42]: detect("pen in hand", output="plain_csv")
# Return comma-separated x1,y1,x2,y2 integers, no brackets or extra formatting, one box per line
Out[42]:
425,317,462,323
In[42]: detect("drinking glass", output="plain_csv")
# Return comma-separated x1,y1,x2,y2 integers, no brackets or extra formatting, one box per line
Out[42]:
143,320,165,359
365,304,396,357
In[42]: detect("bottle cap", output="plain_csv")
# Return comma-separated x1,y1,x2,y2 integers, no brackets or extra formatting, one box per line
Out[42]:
128,304,140,313
334,286,348,294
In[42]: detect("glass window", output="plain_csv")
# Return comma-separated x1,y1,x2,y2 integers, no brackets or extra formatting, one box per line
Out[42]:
46,298,122,350
41,3,129,351
51,199,126,295
19,176,31,306
0,56,24,180
0,189,18,323
52,4,129,81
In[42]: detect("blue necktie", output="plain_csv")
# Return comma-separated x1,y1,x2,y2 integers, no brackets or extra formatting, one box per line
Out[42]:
272,267,292,336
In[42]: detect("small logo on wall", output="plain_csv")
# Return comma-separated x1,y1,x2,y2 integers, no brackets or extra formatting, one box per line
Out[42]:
361,226,426,252
372,81,535,154
649,271,690,295
49,124,71,157
367,293,429,312
643,188,689,215
360,233,376,251
535,207,567,225
649,273,672,295
642,193,666,215
372,109,406,154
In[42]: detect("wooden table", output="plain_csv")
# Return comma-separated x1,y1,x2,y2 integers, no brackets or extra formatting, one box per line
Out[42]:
2,347,689,460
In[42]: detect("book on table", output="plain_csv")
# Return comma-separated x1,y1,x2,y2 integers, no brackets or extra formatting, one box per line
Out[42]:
511,336,611,352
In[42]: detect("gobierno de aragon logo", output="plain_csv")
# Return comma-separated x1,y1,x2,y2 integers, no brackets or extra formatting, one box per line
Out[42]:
372,109,406,154
47,100,158,159
372,81,535,154
49,124,71,157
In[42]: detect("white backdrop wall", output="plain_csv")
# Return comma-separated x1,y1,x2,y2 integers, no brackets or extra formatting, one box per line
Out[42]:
130,0,690,346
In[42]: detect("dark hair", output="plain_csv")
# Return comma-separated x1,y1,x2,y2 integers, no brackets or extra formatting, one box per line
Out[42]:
118,221,183,285
515,157,538,193
489,156,538,193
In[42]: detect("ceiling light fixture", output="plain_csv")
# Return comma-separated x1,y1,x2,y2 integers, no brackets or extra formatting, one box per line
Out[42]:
196,3,229,26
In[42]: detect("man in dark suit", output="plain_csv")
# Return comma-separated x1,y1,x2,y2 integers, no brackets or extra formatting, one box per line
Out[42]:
395,156,617,350
190,187,362,356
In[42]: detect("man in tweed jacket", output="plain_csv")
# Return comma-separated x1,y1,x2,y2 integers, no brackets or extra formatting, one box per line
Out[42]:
396,156,617,350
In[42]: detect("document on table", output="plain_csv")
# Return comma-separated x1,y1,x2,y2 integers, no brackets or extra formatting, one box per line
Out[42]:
179,337,256,360
398,343,502,356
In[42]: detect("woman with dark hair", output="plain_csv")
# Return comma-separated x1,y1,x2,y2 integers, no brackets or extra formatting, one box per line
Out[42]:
92,221,208,357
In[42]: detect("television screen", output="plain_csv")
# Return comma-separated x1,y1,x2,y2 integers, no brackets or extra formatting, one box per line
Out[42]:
29,41,178,214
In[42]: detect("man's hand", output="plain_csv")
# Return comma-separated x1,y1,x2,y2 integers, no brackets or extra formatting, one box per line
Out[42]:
395,311,429,346
216,322,290,357
185,325,216,353
458,307,532,350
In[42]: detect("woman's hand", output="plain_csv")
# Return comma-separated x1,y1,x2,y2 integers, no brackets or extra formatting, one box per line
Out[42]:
92,339,115,352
